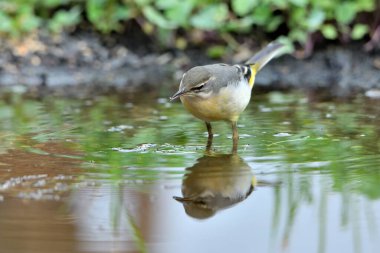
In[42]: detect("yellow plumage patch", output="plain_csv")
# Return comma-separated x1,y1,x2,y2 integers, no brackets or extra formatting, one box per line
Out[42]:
248,64,258,89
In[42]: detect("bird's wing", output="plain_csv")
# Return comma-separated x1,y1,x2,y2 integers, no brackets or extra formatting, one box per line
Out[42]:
203,64,243,91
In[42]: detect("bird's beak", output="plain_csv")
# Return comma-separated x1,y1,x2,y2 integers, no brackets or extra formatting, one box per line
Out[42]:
170,90,186,101
173,196,195,203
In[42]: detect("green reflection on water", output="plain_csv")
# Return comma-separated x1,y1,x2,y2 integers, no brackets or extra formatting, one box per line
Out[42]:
0,92,379,252
0,92,379,193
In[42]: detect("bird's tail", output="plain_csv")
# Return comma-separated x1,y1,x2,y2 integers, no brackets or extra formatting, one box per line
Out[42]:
246,41,284,73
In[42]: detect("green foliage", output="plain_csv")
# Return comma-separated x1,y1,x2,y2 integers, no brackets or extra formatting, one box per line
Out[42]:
321,24,338,39
86,0,131,33
351,24,369,40
190,3,229,30
48,6,81,33
0,0,377,48
207,45,228,59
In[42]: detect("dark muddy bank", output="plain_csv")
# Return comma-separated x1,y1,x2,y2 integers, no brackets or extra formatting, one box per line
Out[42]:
0,32,379,98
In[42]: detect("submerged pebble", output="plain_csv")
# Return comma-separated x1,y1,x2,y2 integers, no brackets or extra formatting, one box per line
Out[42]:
107,125,134,132
125,103,134,108
157,98,168,104
32,179,47,187
54,182,69,192
259,106,273,112
18,191,60,201
0,174,48,190
54,174,74,180
273,132,292,137
365,89,380,99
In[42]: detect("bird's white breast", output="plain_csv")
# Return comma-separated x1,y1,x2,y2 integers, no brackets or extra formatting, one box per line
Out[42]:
181,78,251,122
218,79,252,121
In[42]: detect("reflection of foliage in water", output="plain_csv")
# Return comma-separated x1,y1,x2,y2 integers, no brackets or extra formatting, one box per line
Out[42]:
0,92,379,251
0,93,379,194
249,93,380,252
259,94,380,198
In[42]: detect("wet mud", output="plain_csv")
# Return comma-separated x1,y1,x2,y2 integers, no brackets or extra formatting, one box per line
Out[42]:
1,32,379,98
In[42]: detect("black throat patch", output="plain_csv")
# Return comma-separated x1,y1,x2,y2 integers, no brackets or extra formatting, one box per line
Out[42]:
238,64,252,82
234,64,253,84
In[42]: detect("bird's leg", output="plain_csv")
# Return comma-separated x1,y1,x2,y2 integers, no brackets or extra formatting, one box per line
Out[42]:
205,122,213,151
206,122,213,137
231,121,239,153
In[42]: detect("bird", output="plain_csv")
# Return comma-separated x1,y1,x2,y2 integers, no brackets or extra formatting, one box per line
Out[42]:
173,153,255,219
170,42,284,151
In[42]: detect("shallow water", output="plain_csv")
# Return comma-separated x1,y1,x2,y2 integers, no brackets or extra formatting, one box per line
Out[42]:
0,92,379,253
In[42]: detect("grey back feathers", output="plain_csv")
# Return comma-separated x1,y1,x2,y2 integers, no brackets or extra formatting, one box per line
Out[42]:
180,64,244,93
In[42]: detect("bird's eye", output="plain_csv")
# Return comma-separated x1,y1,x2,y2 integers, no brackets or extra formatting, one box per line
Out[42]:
191,84,205,92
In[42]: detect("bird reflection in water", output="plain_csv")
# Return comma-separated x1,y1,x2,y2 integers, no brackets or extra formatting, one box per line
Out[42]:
174,153,256,219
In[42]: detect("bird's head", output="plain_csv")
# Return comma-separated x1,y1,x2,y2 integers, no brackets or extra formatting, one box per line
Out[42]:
170,66,214,101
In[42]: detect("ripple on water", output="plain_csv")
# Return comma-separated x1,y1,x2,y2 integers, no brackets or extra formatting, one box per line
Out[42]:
111,143,201,155
112,143,157,153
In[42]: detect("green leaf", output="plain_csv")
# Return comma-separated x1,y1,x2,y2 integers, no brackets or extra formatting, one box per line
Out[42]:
289,28,308,43
165,0,194,27
288,7,306,28
49,6,81,33
251,4,272,25
321,24,338,39
270,0,288,9
232,0,258,16
355,0,375,12
351,24,369,40
226,16,255,32
310,0,333,9
0,12,12,33
17,6,40,33
85,1,131,33
143,6,176,29
190,3,228,30
135,0,152,7
335,2,357,25
114,6,132,20
266,16,283,32
306,8,325,32
156,0,179,9
41,0,69,8
289,0,308,7
86,0,108,31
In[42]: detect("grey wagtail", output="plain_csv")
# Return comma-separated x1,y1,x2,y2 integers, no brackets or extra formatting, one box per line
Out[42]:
170,42,283,150
174,153,255,219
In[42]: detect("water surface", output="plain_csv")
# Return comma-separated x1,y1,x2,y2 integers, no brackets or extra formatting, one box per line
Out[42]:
0,92,379,253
